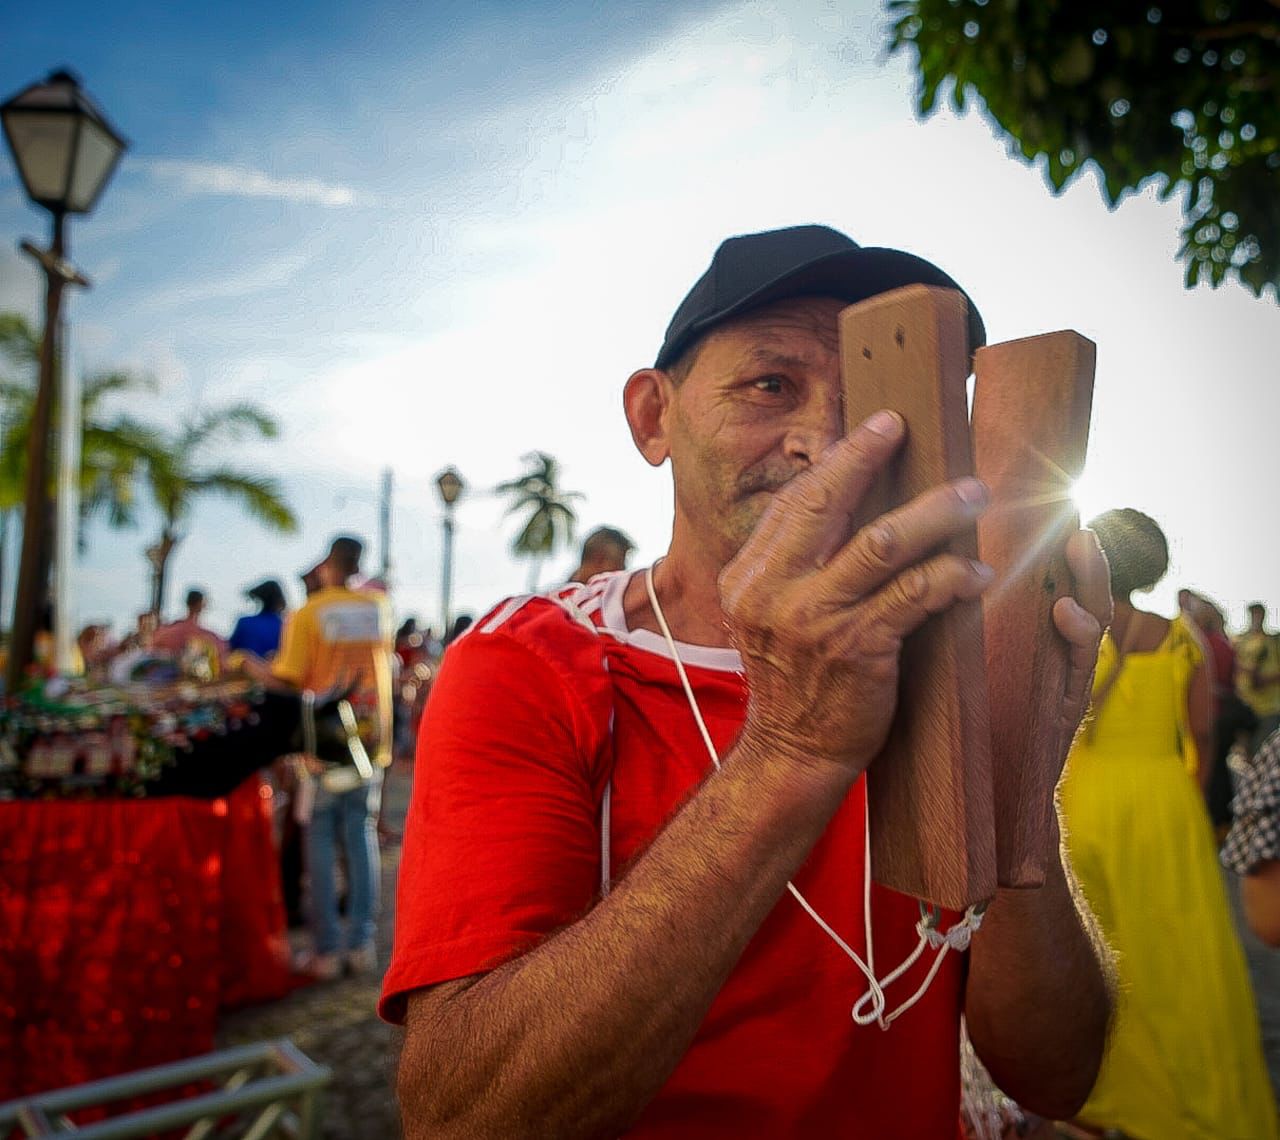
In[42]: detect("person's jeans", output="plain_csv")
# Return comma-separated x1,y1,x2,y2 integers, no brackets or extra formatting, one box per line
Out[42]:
306,770,382,956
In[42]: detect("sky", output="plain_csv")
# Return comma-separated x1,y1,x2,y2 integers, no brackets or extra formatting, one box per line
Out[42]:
2,0,1277,639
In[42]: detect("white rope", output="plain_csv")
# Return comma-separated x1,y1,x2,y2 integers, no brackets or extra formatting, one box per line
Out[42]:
600,782,613,897
643,562,983,1030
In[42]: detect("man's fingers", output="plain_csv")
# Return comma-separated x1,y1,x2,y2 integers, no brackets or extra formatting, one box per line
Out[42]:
1055,594,1103,723
1065,529,1113,632
736,411,906,575
818,477,989,604
839,552,993,653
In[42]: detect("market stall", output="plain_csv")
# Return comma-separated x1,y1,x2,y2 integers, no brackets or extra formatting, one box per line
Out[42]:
0,679,334,1100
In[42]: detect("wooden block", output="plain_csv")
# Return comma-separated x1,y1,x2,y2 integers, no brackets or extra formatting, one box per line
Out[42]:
972,331,1095,888
839,285,997,912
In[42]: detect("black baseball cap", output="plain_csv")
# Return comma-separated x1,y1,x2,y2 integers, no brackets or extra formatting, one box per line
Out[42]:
654,224,986,369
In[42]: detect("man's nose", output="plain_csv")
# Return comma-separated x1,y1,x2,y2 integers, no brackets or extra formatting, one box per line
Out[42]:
781,393,843,465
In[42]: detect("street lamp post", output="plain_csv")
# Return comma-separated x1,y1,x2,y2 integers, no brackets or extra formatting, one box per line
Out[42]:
1,69,126,690
434,467,464,637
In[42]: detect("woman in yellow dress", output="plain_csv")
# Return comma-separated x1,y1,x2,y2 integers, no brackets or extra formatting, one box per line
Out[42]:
1061,508,1277,1138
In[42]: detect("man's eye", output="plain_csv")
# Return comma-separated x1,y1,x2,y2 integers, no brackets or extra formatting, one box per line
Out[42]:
752,375,785,394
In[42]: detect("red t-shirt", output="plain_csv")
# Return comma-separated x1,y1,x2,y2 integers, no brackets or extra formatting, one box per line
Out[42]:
381,571,964,1136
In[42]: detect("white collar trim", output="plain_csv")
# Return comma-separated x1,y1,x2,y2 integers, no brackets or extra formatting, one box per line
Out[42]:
594,568,743,674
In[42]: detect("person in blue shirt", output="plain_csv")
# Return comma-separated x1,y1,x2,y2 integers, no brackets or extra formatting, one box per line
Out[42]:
229,579,288,659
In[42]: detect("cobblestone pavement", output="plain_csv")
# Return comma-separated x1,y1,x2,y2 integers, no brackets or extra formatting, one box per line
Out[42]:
216,759,412,1139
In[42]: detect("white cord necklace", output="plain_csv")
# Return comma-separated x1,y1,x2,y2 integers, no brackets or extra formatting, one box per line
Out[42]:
643,562,985,1030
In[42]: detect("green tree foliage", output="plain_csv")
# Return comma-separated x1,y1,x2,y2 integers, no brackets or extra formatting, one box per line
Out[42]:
0,313,159,620
0,313,157,526
889,0,1279,297
141,404,297,615
496,451,582,591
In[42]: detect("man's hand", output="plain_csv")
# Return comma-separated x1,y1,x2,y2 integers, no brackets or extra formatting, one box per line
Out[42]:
1052,528,1112,759
719,409,993,778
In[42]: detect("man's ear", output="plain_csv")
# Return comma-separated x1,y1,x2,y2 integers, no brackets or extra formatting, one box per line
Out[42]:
623,368,672,467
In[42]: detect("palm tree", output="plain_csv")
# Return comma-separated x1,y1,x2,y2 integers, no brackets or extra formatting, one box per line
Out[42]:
0,312,157,622
496,451,582,591
141,404,298,615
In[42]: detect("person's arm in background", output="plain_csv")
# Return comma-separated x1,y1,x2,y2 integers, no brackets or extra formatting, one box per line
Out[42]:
1242,861,1280,946
1187,657,1214,792
269,607,310,692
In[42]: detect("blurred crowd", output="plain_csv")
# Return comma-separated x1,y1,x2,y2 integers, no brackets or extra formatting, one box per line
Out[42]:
46,524,635,987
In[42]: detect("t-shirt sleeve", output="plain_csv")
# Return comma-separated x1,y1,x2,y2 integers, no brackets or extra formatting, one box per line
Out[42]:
271,609,310,687
379,612,611,1023
1223,729,1280,876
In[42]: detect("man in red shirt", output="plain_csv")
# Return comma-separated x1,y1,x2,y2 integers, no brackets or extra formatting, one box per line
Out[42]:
384,225,1114,1137
152,588,227,665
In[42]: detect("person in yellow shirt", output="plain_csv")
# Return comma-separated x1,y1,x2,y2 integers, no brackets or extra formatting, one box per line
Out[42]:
1236,602,1280,753
272,535,393,979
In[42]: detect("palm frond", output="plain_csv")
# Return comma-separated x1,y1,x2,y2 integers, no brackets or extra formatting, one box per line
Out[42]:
82,369,155,409
0,314,40,371
180,403,281,451
497,450,582,562
190,467,298,533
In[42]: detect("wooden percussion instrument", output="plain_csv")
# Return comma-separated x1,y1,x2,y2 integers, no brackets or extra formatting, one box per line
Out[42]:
839,286,997,912
973,332,1095,887
838,285,1095,910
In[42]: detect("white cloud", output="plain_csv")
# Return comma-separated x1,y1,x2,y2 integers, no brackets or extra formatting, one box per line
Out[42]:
154,251,313,307
139,158,360,207
59,0,1280,634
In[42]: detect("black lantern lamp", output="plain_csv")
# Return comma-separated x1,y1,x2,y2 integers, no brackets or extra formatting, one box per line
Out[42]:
2,69,127,218
1,70,127,691
434,468,466,636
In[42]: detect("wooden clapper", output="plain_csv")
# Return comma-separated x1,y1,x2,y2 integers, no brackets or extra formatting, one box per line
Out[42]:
839,285,1095,912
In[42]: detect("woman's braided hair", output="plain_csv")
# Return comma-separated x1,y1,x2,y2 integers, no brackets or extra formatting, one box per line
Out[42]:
1087,508,1170,598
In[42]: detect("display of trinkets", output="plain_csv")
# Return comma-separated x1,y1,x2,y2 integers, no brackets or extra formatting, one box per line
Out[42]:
0,677,262,799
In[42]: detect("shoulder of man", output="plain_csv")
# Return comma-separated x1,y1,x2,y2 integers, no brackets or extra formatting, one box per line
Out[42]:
461,585,607,655
439,585,616,695
431,588,615,753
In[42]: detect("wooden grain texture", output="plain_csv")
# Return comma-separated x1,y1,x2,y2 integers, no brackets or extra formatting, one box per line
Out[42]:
839,285,997,911
972,331,1095,888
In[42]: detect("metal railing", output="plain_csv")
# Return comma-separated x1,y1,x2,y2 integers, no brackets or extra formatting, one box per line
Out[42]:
0,1039,330,1139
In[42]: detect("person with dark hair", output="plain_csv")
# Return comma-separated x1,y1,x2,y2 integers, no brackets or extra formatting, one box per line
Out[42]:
385,225,1116,1137
440,613,472,650
271,535,394,980
1059,508,1276,1137
230,579,289,659
152,587,227,664
569,526,636,583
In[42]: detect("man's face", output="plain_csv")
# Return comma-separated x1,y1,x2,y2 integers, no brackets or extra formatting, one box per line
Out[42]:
1251,606,1266,632
664,295,846,562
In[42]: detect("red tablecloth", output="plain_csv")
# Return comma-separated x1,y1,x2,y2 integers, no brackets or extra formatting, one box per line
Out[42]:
218,778,296,1009
0,779,298,1101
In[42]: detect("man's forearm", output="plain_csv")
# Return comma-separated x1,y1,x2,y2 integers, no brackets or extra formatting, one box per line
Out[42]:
964,824,1114,1120
399,741,854,1140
